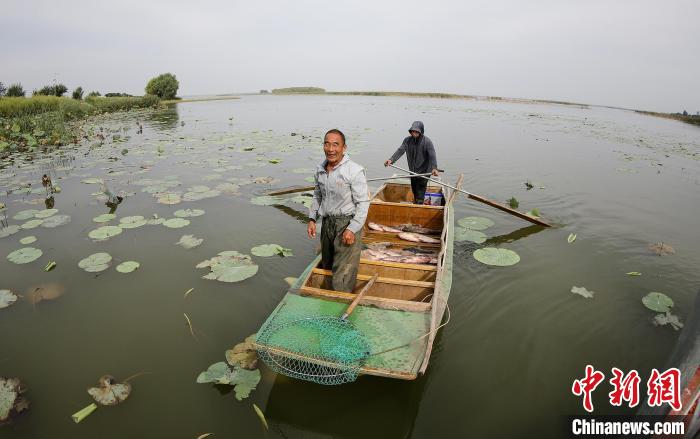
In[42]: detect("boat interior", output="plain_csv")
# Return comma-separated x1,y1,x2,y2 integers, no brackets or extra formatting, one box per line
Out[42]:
298,183,447,312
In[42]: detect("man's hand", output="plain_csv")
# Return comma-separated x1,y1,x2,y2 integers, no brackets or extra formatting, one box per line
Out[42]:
431,168,439,176
342,229,355,245
307,220,316,238
384,159,392,167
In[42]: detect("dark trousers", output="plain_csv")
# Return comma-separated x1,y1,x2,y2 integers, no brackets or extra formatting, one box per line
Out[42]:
410,176,428,204
320,215,363,293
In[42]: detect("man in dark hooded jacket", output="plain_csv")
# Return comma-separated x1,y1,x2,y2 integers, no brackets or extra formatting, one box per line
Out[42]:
384,121,439,204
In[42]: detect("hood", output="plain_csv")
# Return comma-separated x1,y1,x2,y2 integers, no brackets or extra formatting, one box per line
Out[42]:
408,121,424,135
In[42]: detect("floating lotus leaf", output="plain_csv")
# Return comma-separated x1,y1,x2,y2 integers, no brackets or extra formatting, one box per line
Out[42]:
653,312,684,330
225,334,258,370
147,218,166,225
26,283,65,305
142,184,170,194
0,225,21,239
196,362,260,401
21,219,43,229
78,252,112,272
7,247,42,264
174,209,205,218
253,176,276,184
196,251,259,283
87,375,131,406
304,176,315,183
292,168,314,174
526,208,541,218
40,214,71,228
81,178,104,184
34,209,58,219
268,159,281,164
163,218,190,229
473,247,520,266
215,183,240,194
93,213,116,223
626,272,642,276
119,216,147,229
642,292,674,313
0,377,29,423
0,290,18,309
88,226,123,241
202,174,223,181
156,193,182,205
116,261,140,273
648,242,675,256
12,210,39,221
176,234,203,249
458,216,495,231
571,286,594,299
188,185,210,193
290,196,312,208
19,236,37,245
250,196,283,206
455,227,486,244
251,244,293,257
567,233,577,243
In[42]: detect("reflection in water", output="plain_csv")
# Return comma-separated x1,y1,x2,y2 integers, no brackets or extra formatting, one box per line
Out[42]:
484,224,546,246
145,104,179,131
264,373,426,439
272,203,310,224
44,196,54,209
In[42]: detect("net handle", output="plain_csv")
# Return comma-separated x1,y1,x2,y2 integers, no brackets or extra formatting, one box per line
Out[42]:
340,274,378,321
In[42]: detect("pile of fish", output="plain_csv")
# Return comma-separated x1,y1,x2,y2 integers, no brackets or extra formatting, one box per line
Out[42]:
361,242,439,265
368,222,440,235
397,232,440,244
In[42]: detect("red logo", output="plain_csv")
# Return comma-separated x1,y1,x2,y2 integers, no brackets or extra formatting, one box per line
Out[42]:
572,365,606,412
647,368,682,411
608,368,641,408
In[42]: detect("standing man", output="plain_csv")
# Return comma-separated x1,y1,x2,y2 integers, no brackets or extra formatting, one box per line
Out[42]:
384,121,439,204
308,129,369,292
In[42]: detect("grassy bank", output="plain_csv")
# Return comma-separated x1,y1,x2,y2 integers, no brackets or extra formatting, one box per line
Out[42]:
635,110,700,126
0,95,159,152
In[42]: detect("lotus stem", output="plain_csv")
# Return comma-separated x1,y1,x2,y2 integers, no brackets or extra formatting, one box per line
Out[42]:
72,403,97,423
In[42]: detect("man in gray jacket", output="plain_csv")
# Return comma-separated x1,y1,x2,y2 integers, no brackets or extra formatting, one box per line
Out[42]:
308,129,369,292
384,121,439,204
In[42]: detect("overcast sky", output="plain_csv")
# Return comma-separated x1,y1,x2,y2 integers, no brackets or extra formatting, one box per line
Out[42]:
3,0,699,112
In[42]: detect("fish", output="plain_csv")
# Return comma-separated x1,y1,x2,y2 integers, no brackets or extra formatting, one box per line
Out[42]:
360,249,436,265
398,232,441,244
368,222,402,233
398,223,441,235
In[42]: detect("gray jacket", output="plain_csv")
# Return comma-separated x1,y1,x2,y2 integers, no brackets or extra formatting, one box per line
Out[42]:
389,121,438,173
309,155,369,234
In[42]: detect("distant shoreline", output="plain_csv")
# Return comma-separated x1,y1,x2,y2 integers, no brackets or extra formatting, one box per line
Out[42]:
162,96,240,104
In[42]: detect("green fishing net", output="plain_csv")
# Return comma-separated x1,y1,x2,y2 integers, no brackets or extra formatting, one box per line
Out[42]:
256,316,371,385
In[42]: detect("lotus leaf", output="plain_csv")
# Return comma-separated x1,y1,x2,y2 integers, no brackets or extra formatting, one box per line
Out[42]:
653,312,684,330
87,375,131,406
176,234,203,249
196,362,261,401
7,247,42,264
290,196,312,208
93,213,116,223
455,227,487,244
251,244,293,257
269,159,281,164
142,184,170,194
116,261,140,273
642,292,674,313
0,377,29,423
174,209,205,218
196,251,259,283
571,286,594,299
304,176,315,183
21,219,43,229
458,216,495,231
78,252,112,272
626,272,642,276
292,168,314,174
473,247,520,266
34,209,58,219
26,283,65,304
0,225,21,238
40,214,71,228
250,195,283,206
88,226,123,241
188,185,210,193
567,233,577,243
147,218,166,225
156,193,182,205
214,183,240,193
648,242,675,256
225,334,258,370
19,236,36,245
119,216,147,229
163,218,190,229
13,209,39,221
81,178,104,184
526,208,541,218
0,290,18,309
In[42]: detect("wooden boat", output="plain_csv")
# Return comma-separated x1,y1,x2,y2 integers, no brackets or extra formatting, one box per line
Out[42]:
255,176,462,381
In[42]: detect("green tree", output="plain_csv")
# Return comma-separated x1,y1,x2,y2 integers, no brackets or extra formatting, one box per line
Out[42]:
145,73,179,99
35,84,68,97
72,86,84,100
54,83,68,97
6,83,25,97
87,91,101,97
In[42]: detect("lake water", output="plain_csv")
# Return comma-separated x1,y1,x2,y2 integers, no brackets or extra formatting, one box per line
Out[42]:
1,95,699,438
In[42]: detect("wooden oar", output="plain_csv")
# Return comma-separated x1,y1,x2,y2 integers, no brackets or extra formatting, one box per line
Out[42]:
267,174,435,196
388,163,552,227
